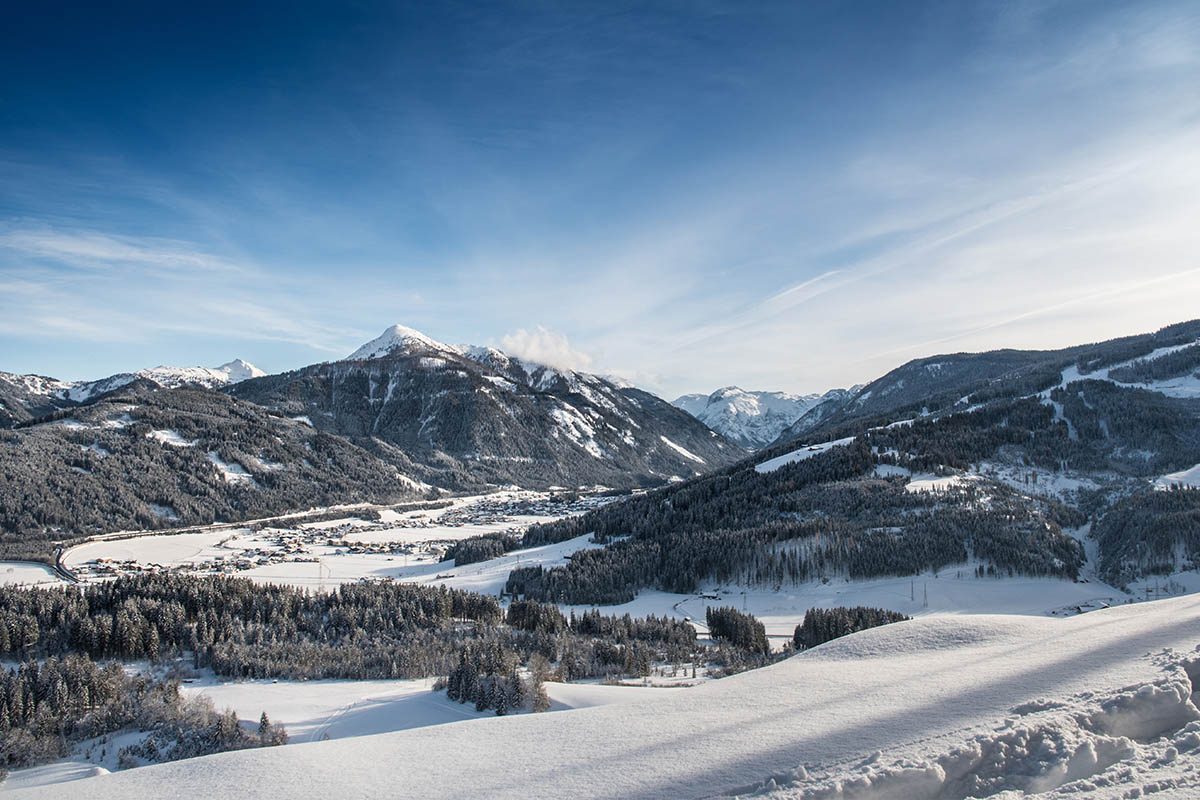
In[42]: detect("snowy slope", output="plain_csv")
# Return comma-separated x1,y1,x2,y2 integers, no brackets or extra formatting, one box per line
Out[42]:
1156,463,1200,489
344,324,461,360
755,436,857,473
673,386,846,450
17,596,1200,800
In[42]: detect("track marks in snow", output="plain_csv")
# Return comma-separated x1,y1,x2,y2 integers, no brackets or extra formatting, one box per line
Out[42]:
747,651,1200,800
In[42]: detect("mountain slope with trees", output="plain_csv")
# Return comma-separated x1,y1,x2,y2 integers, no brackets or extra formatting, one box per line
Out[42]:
504,321,1200,603
778,319,1200,443
227,325,743,490
0,387,420,561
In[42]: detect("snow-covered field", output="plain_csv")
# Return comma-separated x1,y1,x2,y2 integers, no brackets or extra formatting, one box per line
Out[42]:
30,479,1200,796
173,673,648,745
60,490,612,590
0,561,64,587
14,595,1200,800
1155,463,1200,490
565,570,1123,648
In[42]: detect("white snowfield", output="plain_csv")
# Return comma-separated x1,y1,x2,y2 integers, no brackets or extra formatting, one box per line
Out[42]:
1156,463,1200,490
15,596,1200,800
173,674,643,745
59,490,604,594
756,437,856,473
0,561,63,587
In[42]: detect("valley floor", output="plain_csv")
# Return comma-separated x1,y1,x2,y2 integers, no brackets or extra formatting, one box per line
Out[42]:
10,595,1200,799
8,485,1200,797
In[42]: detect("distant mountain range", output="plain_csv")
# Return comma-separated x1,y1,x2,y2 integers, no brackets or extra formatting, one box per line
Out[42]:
7,318,1200,587
0,325,742,557
0,359,265,427
672,386,855,450
229,325,742,490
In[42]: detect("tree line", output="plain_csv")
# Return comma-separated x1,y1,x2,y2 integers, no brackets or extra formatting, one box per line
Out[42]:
0,654,286,776
793,606,910,649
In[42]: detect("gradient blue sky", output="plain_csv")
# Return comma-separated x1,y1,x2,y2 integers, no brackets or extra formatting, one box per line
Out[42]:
2,1,1199,397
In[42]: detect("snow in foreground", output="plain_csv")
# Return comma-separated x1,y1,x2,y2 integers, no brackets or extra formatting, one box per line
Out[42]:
13,596,1200,800
178,674,643,744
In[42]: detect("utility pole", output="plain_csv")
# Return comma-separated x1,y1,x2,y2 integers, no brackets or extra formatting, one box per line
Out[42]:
923,583,928,609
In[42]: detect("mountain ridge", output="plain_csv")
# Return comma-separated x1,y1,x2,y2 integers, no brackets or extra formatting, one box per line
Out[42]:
227,325,744,490
672,386,854,450
0,359,266,428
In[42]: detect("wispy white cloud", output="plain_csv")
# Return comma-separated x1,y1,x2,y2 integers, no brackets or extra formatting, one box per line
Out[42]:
499,326,593,371
3,2,1200,397
0,226,368,360
0,226,247,274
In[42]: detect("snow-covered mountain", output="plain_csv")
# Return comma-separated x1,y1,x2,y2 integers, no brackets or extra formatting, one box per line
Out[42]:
345,324,456,361
81,359,268,396
0,362,266,430
227,324,743,490
672,386,852,450
0,360,265,427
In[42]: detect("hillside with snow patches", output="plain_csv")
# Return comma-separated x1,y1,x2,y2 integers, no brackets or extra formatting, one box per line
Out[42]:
744,324,1200,591
227,324,743,490
777,319,1200,443
13,596,1200,800
0,386,426,561
673,386,853,450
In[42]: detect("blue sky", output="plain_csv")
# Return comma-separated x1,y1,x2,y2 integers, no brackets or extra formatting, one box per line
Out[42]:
2,1,1199,397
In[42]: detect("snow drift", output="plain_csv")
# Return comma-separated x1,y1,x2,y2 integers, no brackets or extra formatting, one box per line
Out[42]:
12,596,1200,800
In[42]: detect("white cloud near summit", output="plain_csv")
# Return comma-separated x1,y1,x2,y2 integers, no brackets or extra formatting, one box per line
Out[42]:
499,326,594,372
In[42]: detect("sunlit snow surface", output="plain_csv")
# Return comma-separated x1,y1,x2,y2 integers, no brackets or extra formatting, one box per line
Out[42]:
22,485,1200,798
0,562,63,587
58,490,607,592
1155,463,1200,490
10,596,1200,800
755,437,856,473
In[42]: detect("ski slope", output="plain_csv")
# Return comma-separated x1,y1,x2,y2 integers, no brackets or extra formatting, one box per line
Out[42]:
14,596,1200,800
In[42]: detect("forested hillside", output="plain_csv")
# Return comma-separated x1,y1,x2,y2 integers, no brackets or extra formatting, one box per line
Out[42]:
505,440,1085,605
503,331,1200,603
0,387,419,561
779,319,1200,444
